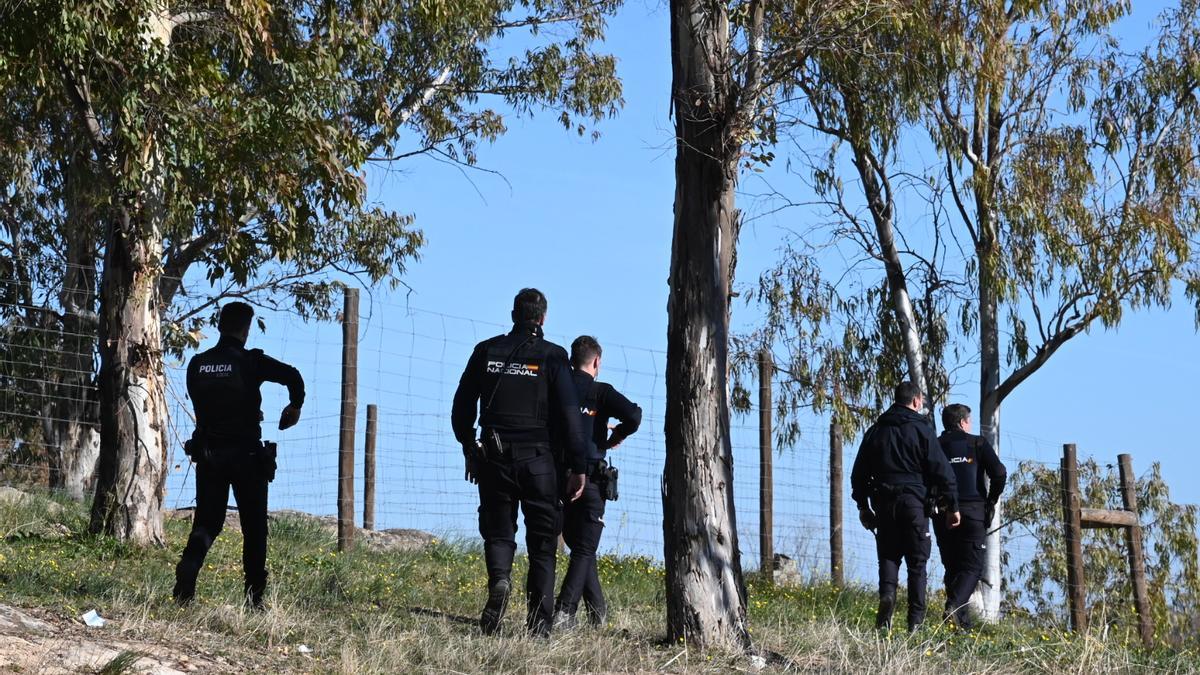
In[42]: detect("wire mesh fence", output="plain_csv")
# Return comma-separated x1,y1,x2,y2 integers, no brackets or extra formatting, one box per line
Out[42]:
0,275,1077,597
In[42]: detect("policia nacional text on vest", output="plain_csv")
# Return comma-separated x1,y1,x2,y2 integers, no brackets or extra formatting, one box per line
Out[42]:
451,289,588,637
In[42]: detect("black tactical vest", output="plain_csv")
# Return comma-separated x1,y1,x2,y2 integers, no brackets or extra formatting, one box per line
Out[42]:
478,332,551,433
188,343,264,441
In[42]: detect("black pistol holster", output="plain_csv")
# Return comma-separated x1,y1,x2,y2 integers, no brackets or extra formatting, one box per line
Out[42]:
256,441,278,482
183,429,212,464
594,460,619,501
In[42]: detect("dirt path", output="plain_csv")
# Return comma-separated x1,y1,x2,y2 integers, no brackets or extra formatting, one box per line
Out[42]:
0,604,258,674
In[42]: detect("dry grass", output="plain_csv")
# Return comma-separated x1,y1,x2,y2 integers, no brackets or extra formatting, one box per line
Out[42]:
0,490,1195,673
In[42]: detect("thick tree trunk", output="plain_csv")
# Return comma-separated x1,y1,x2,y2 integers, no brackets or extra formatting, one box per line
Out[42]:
975,245,1002,621
663,0,750,649
45,153,100,501
88,204,168,544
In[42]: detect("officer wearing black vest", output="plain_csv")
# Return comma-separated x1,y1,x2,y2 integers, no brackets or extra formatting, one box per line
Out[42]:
553,336,641,630
451,288,588,637
174,302,304,609
932,403,1007,630
851,381,959,631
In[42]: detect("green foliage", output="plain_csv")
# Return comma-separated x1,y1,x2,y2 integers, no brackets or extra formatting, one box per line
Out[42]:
1004,459,1200,647
0,0,623,344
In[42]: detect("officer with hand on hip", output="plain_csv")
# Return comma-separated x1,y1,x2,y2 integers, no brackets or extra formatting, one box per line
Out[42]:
933,403,1007,630
174,302,304,609
851,381,959,632
553,336,641,630
451,288,588,637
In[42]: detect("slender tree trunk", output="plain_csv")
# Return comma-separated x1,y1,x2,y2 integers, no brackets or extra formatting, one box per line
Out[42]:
850,141,929,401
976,244,1002,621
663,0,750,649
46,151,100,501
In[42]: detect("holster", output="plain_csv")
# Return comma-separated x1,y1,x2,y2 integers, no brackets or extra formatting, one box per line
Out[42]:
482,429,505,459
183,430,212,464
254,441,278,483
593,460,619,501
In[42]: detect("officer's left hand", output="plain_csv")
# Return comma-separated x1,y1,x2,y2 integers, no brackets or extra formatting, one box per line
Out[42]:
946,510,962,529
565,472,587,502
279,404,301,430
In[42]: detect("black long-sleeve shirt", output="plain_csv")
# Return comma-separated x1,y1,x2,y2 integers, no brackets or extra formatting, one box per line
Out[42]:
187,334,304,441
451,323,588,474
572,369,641,463
851,404,958,512
937,428,1007,504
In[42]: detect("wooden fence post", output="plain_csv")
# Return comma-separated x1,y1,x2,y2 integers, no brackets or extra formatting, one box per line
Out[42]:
1118,454,1154,647
338,287,359,552
1061,443,1087,631
829,419,844,588
758,350,773,583
363,403,377,531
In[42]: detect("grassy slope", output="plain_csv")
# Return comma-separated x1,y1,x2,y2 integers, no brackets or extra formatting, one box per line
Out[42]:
0,492,1195,674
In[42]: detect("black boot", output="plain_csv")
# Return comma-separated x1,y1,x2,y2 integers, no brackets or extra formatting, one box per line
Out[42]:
173,560,198,606
875,594,896,631
480,578,511,635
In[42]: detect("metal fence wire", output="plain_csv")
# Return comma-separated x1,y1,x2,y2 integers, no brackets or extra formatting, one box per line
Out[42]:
0,279,1069,603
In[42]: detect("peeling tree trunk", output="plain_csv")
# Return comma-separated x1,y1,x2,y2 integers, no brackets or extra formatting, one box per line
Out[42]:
45,151,100,501
88,203,169,545
86,2,178,545
662,0,750,649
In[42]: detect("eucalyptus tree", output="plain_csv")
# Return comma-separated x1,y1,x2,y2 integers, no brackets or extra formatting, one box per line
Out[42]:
664,0,887,647
931,0,1200,618
0,0,622,543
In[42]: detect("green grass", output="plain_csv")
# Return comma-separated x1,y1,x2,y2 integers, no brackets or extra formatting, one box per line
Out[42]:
0,491,1196,673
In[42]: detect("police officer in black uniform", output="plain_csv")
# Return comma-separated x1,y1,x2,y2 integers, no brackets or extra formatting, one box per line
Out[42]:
174,302,304,609
451,288,588,637
851,381,959,631
932,403,1007,630
553,336,641,630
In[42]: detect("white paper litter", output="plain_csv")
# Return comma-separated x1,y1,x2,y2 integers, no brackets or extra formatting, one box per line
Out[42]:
297,645,313,655
81,610,106,628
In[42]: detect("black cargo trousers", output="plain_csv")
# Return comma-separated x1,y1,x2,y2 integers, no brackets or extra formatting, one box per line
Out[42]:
872,492,932,631
476,440,562,633
556,477,606,623
175,442,273,606
932,500,987,629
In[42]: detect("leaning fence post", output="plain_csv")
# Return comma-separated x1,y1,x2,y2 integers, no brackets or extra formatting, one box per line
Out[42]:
338,287,359,552
363,403,377,531
758,349,774,584
1118,453,1154,647
1061,443,1087,632
829,418,844,588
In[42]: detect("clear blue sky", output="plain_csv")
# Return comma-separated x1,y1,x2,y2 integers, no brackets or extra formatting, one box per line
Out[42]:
167,0,1196,575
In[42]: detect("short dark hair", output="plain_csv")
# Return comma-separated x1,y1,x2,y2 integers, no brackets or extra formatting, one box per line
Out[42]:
894,381,922,406
942,403,971,430
571,335,602,368
512,288,547,323
217,302,255,335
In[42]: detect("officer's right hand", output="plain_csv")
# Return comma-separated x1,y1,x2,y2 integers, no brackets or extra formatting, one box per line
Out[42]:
858,508,876,531
946,510,962,529
279,404,301,430
565,472,587,502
